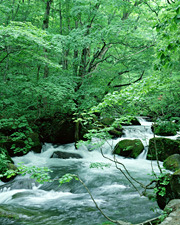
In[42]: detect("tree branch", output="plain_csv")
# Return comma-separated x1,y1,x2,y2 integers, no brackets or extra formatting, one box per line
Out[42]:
115,45,154,63
88,43,112,72
107,70,130,87
112,70,144,88
100,149,143,195
0,53,10,64
88,42,106,71
0,48,20,64
144,2,160,19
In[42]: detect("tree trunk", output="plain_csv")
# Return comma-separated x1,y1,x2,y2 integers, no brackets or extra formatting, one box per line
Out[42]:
75,121,80,149
43,0,53,78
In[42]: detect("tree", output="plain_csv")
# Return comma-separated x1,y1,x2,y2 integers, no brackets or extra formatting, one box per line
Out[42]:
0,0,160,119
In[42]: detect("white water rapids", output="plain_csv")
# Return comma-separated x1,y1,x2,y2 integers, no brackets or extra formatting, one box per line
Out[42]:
0,117,173,225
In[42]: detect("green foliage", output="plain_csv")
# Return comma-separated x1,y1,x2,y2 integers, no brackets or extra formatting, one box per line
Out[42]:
155,1,180,70
0,0,178,124
18,164,52,184
0,1,179,223
154,173,171,197
0,163,52,184
0,74,76,119
90,162,111,169
79,127,112,151
92,73,180,120
84,128,112,141
112,116,135,126
0,117,34,154
158,207,173,223
0,21,61,68
0,0,160,120
0,150,10,174
58,173,79,186
0,168,17,180
153,121,179,136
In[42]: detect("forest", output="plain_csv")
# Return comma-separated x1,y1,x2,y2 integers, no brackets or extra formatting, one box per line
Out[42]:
0,0,180,225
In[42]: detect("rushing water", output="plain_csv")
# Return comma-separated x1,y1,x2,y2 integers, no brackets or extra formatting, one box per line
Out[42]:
0,118,165,225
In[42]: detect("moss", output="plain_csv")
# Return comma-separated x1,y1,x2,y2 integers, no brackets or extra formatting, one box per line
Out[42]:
147,138,180,161
163,154,180,171
170,170,180,198
108,128,123,138
113,139,144,158
100,117,115,126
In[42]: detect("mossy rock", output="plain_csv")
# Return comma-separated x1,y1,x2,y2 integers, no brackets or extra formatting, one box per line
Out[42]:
147,138,180,161
108,128,123,138
171,169,180,198
113,139,144,158
163,154,180,172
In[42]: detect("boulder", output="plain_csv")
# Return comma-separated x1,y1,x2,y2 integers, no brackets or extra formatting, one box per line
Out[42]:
147,138,180,161
163,154,180,171
164,199,180,213
170,169,180,198
159,199,180,225
108,128,123,138
113,139,144,158
50,151,83,159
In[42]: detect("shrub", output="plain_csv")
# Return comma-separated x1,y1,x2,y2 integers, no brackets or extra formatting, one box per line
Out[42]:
153,121,179,136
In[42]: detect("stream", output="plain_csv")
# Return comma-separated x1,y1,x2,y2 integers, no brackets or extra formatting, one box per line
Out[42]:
0,118,170,225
